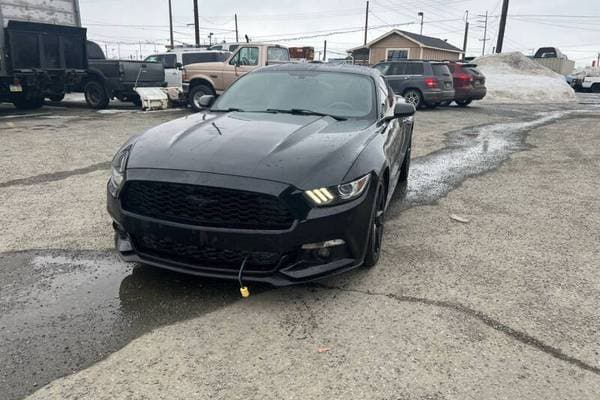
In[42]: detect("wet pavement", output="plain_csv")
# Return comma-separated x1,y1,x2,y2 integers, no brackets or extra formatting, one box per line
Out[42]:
1,95,600,399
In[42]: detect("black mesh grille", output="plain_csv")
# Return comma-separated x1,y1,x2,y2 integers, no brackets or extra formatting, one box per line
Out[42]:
135,234,282,272
121,181,294,230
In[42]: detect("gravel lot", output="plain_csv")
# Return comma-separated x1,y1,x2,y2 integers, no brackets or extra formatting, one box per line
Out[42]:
1,95,599,399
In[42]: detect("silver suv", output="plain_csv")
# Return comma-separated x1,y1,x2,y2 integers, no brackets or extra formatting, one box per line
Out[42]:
373,60,455,109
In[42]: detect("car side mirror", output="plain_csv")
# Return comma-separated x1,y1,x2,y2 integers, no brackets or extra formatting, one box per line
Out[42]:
393,102,416,118
198,95,215,108
175,62,183,69
235,60,241,67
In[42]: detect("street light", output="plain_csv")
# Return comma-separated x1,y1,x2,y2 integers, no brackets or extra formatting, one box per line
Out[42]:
418,12,424,35
208,32,214,46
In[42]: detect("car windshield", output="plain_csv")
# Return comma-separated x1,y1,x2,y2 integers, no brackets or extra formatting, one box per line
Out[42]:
213,71,376,119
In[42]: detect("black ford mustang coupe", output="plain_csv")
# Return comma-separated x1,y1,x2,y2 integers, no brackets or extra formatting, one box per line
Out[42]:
107,63,415,287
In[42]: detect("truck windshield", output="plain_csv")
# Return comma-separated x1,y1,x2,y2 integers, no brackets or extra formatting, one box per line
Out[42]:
213,71,375,119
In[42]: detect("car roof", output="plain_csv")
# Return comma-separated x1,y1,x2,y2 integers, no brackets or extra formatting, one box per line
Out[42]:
257,62,383,80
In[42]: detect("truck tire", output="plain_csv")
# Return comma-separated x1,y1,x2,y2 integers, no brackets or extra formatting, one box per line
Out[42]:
12,96,44,110
84,80,110,109
189,84,214,112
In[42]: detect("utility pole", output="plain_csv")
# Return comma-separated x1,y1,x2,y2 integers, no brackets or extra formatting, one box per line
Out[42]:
323,40,327,61
168,0,174,49
364,1,369,45
478,11,489,56
193,0,200,47
418,12,424,35
139,41,142,60
496,0,509,53
235,14,239,42
462,10,469,61
104,43,109,57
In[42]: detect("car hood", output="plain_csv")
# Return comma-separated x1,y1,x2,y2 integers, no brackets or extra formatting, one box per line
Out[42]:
127,112,376,189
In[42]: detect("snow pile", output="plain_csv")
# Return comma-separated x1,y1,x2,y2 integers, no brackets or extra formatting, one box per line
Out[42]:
473,52,577,104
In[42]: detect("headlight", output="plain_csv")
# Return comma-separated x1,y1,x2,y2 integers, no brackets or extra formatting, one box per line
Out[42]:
108,146,131,197
304,174,370,207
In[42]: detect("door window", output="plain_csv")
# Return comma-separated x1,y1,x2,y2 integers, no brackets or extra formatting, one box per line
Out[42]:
229,47,259,66
267,47,290,62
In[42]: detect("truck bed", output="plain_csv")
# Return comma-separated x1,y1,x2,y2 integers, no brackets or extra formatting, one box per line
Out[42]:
88,59,165,84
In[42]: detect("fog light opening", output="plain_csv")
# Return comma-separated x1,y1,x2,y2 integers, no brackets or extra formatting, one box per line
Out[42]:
301,239,345,250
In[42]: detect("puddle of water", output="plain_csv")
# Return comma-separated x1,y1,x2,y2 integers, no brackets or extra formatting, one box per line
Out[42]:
0,250,245,400
396,110,592,210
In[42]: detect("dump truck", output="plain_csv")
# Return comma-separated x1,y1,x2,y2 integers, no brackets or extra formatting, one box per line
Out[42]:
0,0,87,109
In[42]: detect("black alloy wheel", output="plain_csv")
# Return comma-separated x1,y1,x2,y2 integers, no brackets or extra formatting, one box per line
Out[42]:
364,181,386,268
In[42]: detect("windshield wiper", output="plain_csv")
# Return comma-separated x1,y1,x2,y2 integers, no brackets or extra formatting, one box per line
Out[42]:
265,108,347,121
210,107,245,112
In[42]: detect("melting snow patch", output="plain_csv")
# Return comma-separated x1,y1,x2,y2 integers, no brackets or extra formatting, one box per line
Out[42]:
473,52,577,104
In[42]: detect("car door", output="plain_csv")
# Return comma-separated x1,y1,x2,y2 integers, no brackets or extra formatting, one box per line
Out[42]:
161,54,179,87
223,46,259,88
377,76,404,187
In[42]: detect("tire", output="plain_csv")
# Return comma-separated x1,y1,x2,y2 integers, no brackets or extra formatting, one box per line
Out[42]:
455,99,472,107
398,135,412,184
402,89,422,109
363,181,386,268
592,83,600,93
132,97,142,107
84,80,110,109
12,96,44,110
189,84,214,112
48,93,65,102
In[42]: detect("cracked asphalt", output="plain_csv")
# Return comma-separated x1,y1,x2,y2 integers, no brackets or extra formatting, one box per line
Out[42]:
1,94,600,399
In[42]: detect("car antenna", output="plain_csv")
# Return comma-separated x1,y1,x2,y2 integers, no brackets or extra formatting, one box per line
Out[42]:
238,255,250,298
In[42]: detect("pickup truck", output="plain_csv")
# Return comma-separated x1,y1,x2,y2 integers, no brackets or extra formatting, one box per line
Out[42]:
182,43,289,111
74,41,165,109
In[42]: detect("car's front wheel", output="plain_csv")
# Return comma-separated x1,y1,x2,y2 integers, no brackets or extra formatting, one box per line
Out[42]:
364,181,386,268
84,80,110,109
189,84,214,112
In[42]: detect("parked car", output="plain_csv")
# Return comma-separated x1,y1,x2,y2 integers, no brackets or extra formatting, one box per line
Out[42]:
372,60,454,109
183,43,290,111
107,64,415,287
0,0,87,109
74,41,165,109
444,62,487,107
144,49,231,88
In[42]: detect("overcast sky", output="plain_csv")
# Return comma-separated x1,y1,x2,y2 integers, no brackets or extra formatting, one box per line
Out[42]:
79,0,600,66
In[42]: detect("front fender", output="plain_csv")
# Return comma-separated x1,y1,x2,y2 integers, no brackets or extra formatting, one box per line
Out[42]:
343,132,388,187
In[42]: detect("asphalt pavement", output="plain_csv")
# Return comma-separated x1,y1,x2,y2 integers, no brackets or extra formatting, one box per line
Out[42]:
1,95,599,399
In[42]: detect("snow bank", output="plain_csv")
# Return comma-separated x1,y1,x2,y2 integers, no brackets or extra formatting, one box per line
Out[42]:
473,52,577,104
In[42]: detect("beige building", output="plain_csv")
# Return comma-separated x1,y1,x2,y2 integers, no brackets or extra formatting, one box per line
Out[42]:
348,29,463,65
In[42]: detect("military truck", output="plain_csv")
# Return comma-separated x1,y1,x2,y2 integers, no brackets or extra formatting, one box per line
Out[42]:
0,0,87,109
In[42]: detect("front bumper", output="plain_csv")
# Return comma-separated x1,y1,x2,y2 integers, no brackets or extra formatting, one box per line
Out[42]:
108,169,377,286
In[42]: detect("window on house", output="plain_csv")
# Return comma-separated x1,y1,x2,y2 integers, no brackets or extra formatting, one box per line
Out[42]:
386,49,409,61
